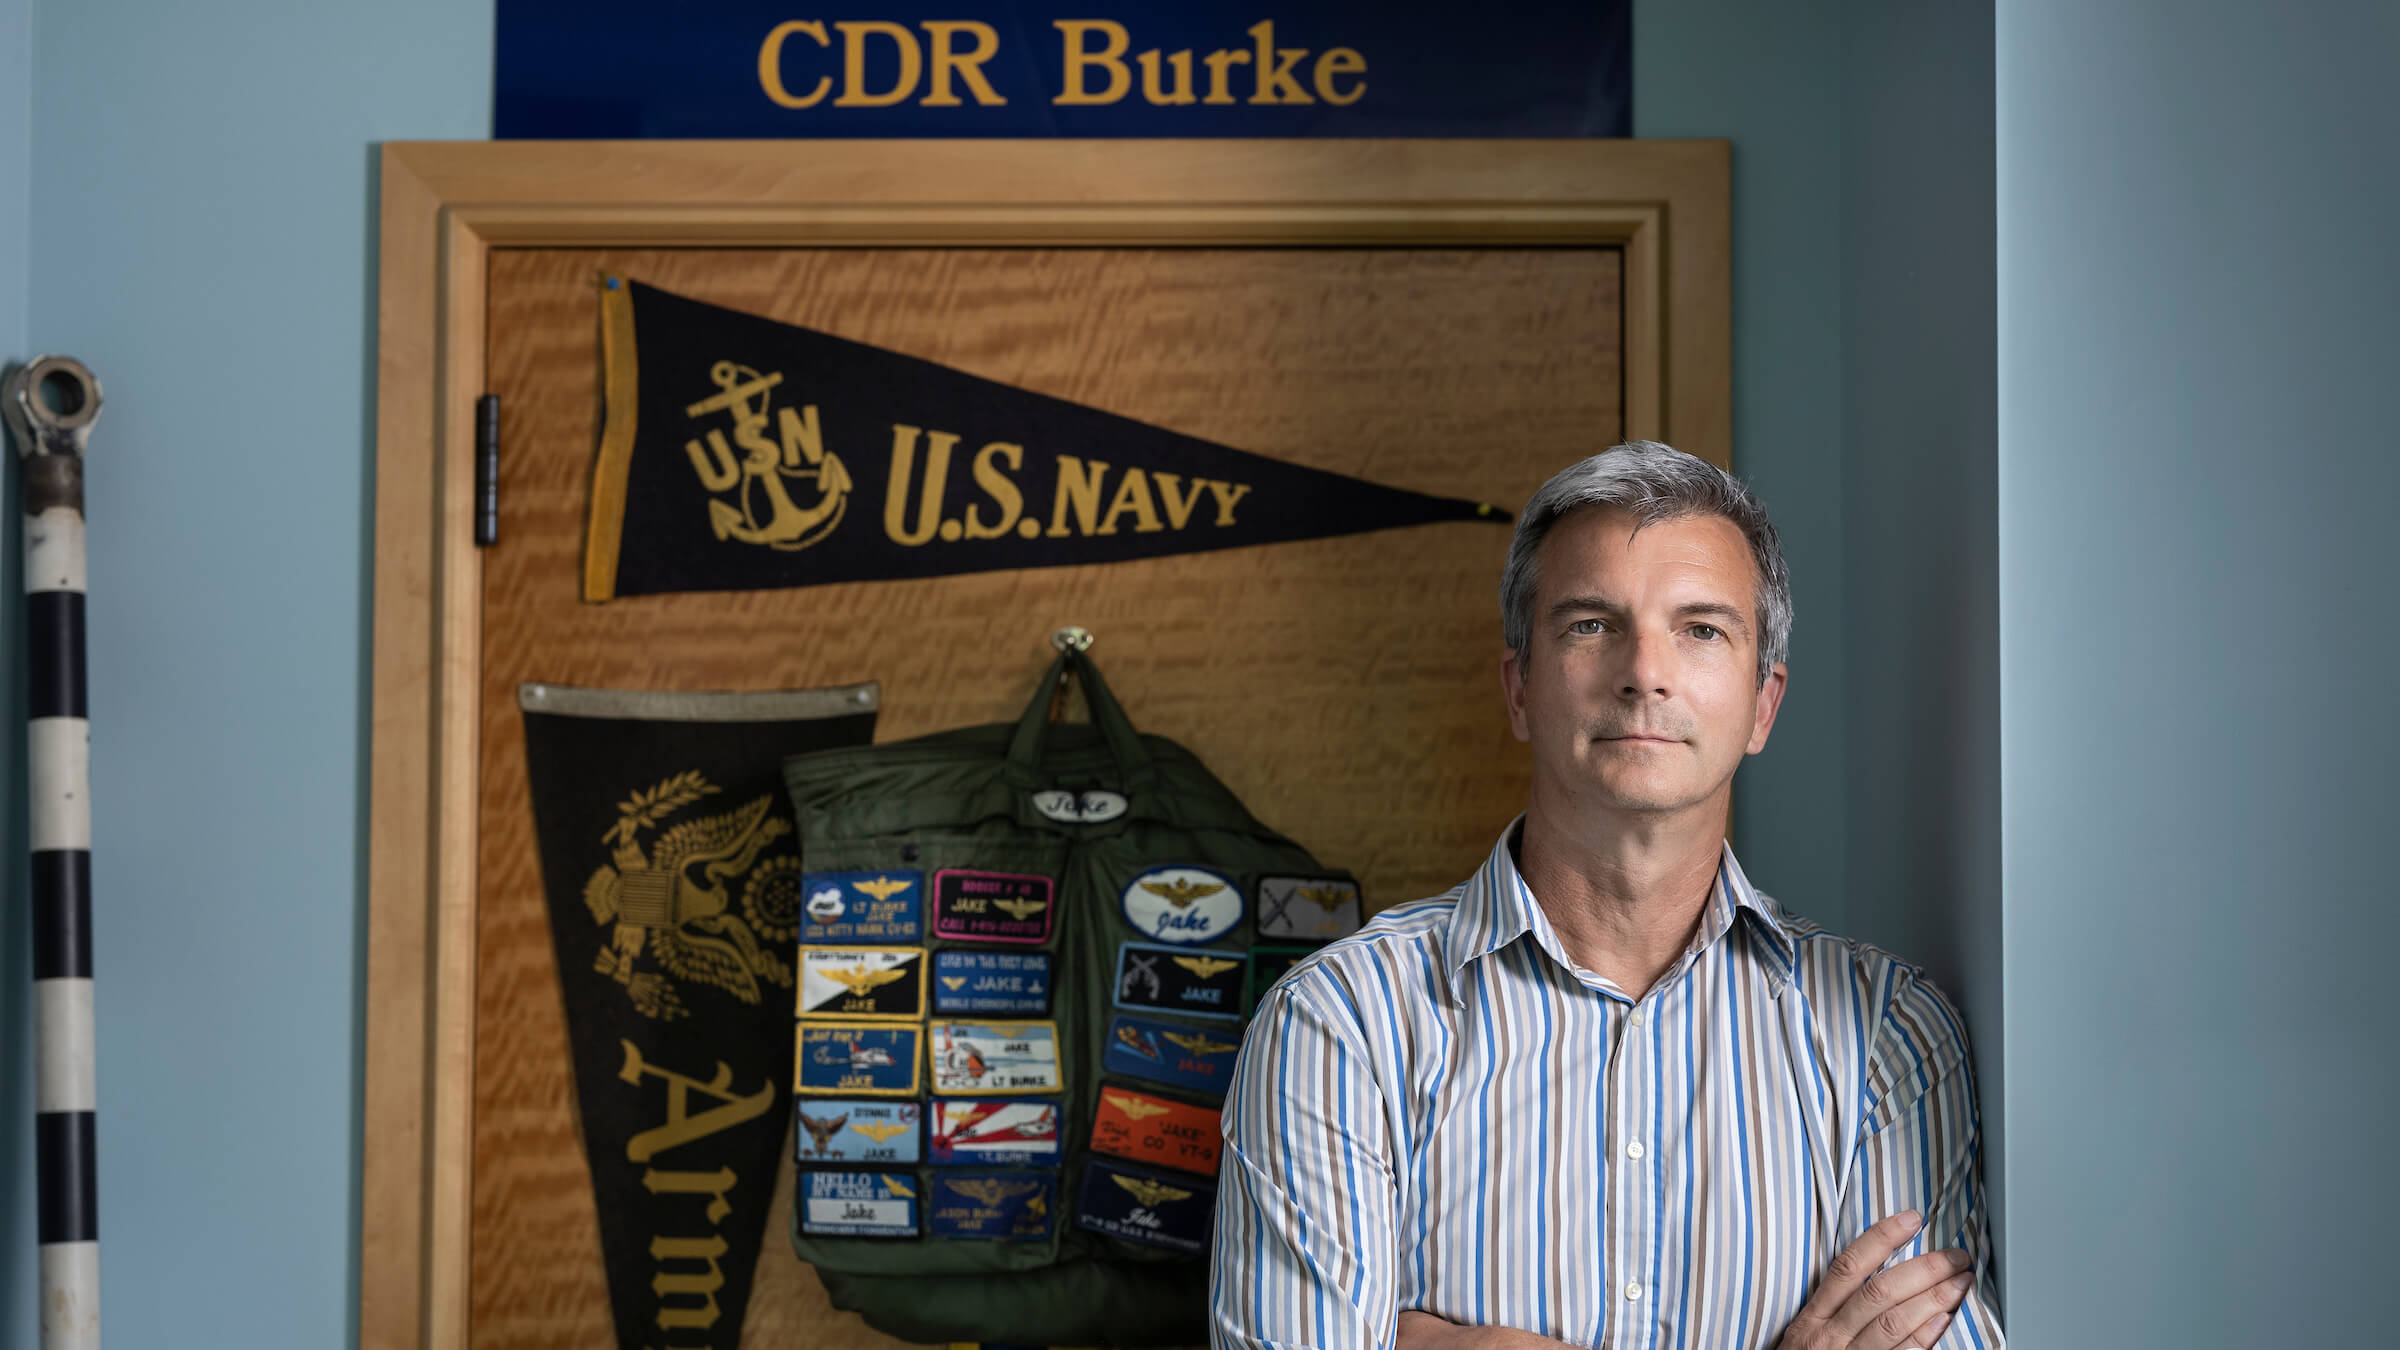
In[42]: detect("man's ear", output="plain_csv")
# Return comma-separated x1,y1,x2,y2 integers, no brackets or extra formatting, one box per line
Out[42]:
1745,661,1788,755
1501,647,1533,744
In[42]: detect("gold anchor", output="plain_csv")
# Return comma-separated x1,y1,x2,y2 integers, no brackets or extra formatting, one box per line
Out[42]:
683,360,851,551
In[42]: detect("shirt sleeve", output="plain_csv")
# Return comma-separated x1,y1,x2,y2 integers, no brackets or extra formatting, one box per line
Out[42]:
1210,975,1401,1350
1843,967,2007,1348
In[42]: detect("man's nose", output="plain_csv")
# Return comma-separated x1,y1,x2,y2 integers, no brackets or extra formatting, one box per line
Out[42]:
1614,624,1674,697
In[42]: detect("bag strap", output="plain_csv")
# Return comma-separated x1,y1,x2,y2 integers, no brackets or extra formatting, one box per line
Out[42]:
1004,647,1157,796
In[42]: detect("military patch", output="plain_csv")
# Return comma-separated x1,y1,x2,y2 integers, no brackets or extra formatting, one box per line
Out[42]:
1246,945,1316,1012
1075,1159,1216,1254
1113,942,1246,1022
931,949,1052,1015
1119,864,1245,946
1030,787,1129,824
1091,1087,1223,1175
794,1023,922,1097
1254,874,1363,942
928,1098,1062,1167
797,946,927,1020
1103,1014,1243,1097
799,869,924,943
798,1170,919,1237
930,868,1056,944
793,1099,922,1165
929,1019,1064,1095
928,1171,1057,1241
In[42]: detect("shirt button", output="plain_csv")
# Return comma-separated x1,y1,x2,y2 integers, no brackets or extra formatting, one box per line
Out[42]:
1623,1281,1643,1302
1629,1008,1647,1028
1626,1140,1646,1160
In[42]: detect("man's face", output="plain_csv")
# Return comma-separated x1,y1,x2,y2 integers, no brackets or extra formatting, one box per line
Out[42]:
1501,506,1787,820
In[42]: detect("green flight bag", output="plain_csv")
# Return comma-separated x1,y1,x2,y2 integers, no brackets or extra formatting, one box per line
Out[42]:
781,645,1346,1345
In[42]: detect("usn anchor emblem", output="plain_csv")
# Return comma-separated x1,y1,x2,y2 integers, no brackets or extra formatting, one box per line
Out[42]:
584,770,802,1020
683,359,851,552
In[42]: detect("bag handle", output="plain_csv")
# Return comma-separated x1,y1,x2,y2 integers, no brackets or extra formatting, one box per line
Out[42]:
1005,645,1157,796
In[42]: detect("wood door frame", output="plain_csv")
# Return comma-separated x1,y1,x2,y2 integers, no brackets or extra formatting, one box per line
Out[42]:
362,138,1728,1350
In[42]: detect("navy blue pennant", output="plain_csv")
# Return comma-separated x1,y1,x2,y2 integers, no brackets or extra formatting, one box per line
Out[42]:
587,278,1509,601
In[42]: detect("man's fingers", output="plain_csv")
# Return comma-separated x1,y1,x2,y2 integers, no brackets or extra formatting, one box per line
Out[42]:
1899,1310,1952,1350
1824,1248,1971,1342
1796,1210,1922,1321
1848,1271,1970,1350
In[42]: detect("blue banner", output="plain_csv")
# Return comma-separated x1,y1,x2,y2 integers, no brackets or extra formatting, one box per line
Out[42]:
496,2,1629,139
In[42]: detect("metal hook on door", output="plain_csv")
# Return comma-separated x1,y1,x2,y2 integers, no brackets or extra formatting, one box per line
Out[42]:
1046,627,1094,722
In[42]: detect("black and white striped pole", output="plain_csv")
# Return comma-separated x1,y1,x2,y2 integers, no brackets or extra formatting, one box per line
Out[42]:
5,356,101,1350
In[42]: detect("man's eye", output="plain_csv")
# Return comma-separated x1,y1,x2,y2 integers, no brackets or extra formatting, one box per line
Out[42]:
1692,624,1722,641
1568,619,1604,636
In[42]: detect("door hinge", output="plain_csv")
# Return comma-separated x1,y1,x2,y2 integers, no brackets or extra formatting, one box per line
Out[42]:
475,394,500,547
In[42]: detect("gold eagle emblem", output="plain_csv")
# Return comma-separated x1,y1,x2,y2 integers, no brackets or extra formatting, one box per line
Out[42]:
849,1119,913,1145
883,1176,915,1199
852,874,913,902
822,963,911,995
1111,1173,1192,1209
1163,1030,1239,1056
946,1177,1041,1207
940,976,967,991
1105,1091,1171,1121
583,771,794,1020
1172,955,1240,980
1141,877,1227,909
1297,885,1354,912
993,895,1048,921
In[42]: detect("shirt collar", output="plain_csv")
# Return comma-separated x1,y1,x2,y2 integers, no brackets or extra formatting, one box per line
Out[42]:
1439,815,1796,1002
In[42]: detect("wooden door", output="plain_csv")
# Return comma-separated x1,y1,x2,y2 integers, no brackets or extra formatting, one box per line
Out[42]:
470,244,1622,1346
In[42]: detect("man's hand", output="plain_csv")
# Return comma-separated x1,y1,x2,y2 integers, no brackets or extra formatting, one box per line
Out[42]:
1774,1210,1975,1350
1394,1209,1973,1350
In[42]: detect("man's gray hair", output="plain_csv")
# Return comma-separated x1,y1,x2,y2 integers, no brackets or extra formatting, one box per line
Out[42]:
1500,441,1792,687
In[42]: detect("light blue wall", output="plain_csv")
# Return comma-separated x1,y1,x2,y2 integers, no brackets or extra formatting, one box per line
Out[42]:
1837,0,2003,1283
1638,0,1853,935
5,0,489,1344
1999,0,2400,1341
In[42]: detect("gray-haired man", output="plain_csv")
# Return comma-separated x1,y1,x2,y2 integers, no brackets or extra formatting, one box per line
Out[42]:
1211,442,2002,1350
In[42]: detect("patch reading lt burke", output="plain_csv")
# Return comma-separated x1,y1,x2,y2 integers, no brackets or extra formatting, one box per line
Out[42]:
929,1098,1061,1167
1076,1158,1215,1254
930,1019,1063,1095
931,868,1055,944
794,1100,922,1166
1113,942,1246,1022
797,946,927,1020
794,1023,922,1097
799,1171,919,1238
800,869,924,943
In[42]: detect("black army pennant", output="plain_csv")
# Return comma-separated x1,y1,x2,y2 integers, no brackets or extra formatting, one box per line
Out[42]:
519,681,879,1350
584,277,1511,601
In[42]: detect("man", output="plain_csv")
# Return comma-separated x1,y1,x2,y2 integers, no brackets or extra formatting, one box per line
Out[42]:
1211,442,2002,1350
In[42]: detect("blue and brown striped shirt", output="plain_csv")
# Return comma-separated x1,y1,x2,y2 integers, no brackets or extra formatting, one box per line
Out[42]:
1211,819,2003,1350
